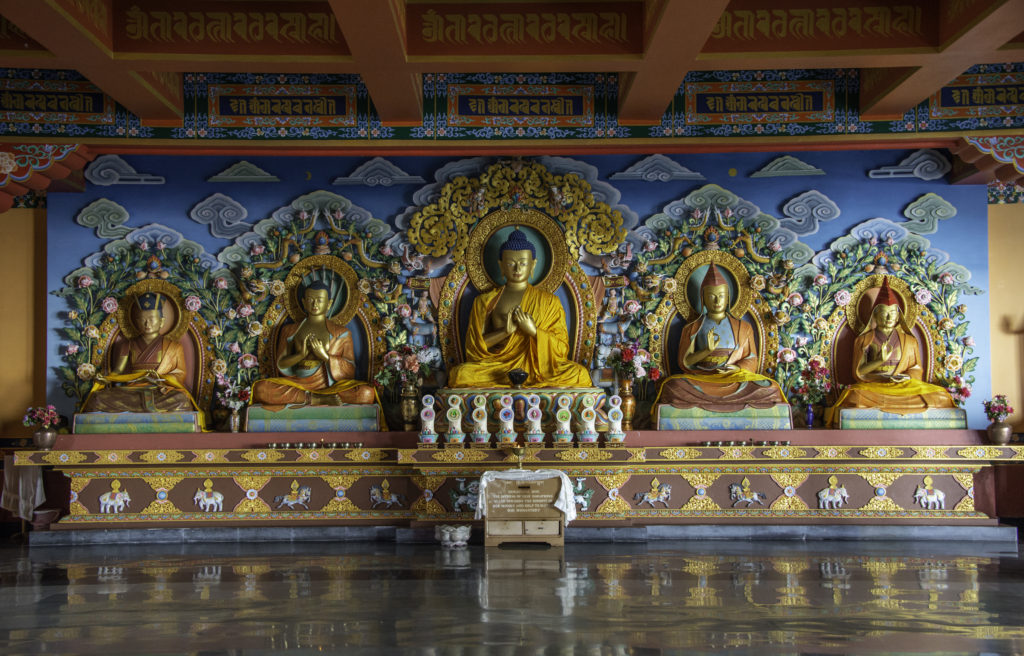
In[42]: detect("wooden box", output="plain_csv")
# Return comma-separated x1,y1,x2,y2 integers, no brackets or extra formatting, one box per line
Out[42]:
483,477,564,547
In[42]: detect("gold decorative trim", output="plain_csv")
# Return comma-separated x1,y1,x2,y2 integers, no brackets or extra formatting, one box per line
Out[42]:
69,477,90,515
860,472,902,488
956,446,1005,459
42,451,88,465
913,446,949,459
344,448,387,462
139,476,185,514
659,447,703,460
232,475,271,513
465,208,570,294
763,446,808,459
845,274,920,335
682,495,720,511
858,447,906,459
93,450,132,464
718,446,756,460
864,496,903,512
681,473,720,488
555,449,613,462
191,450,231,463
295,449,330,463
814,446,851,459
771,495,809,511
139,450,185,464
430,449,489,463
671,250,753,323
626,448,646,462
595,473,631,491
951,472,975,490
240,449,285,463
397,449,418,463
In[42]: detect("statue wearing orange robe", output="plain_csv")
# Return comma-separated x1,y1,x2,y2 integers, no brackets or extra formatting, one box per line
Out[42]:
251,281,375,409
655,265,787,412
826,277,955,426
448,228,591,389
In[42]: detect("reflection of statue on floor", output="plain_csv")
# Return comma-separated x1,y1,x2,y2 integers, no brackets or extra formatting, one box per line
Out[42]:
82,292,199,415
656,265,787,412
826,277,955,425
251,281,375,409
448,229,592,388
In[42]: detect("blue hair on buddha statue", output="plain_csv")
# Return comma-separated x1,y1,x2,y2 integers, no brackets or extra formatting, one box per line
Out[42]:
500,228,536,258
305,280,331,294
137,292,163,316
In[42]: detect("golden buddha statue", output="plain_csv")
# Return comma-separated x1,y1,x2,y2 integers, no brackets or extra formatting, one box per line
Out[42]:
82,292,201,416
656,264,787,411
448,228,592,388
251,280,375,408
826,277,955,425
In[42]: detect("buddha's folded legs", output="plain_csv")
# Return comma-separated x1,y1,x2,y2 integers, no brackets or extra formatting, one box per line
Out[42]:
83,386,193,414
658,376,787,413
251,379,375,410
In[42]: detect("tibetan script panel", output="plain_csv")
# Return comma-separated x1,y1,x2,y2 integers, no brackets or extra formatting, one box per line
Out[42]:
408,2,641,56
929,72,1024,120
0,79,113,125
685,80,835,125
208,84,357,128
447,84,594,127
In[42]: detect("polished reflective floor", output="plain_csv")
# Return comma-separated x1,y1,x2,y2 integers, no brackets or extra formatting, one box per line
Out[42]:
1,538,1022,654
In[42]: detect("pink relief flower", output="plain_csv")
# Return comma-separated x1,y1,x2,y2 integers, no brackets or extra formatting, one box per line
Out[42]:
214,278,229,290
787,292,804,307
250,244,265,256
184,295,202,312
238,353,258,369
77,275,93,288
66,344,79,355
155,241,166,251
834,290,851,307
795,336,810,348
623,299,641,315
813,274,828,287
100,296,118,313
914,289,932,305
397,304,412,318
778,348,797,363
237,304,254,318
939,272,955,285
963,336,975,347
228,341,241,354
768,240,782,252
137,240,149,251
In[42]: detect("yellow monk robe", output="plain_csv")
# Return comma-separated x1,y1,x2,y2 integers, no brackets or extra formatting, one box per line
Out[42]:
825,328,956,426
82,335,205,425
251,320,376,409
654,315,787,412
449,285,592,388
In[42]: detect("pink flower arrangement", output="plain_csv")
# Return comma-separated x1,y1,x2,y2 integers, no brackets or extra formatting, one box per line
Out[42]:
215,374,251,411
983,395,1014,423
23,405,60,430
606,341,651,382
791,359,832,406
374,344,432,391
946,375,971,406
100,296,118,313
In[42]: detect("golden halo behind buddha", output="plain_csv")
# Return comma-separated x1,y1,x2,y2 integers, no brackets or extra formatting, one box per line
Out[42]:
846,274,919,333
671,250,753,322
465,208,569,293
114,279,190,341
283,254,360,325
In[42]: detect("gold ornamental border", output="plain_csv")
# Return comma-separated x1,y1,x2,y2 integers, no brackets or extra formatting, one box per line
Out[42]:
283,254,361,326
671,250,753,323
113,279,193,341
845,274,920,334
464,208,569,294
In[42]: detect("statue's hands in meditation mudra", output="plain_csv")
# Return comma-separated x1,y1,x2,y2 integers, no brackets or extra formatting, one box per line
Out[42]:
448,228,592,388
83,291,200,415
826,276,955,424
251,280,375,409
656,264,787,412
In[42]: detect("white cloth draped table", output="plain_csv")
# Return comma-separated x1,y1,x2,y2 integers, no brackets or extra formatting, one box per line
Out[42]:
474,469,577,525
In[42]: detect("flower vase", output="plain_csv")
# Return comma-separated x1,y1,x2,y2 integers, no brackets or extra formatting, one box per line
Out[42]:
400,381,420,432
32,428,57,451
229,409,241,433
804,404,815,429
986,420,1012,445
620,378,635,431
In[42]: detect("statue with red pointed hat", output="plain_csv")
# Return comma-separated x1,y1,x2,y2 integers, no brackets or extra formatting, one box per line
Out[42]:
825,276,956,426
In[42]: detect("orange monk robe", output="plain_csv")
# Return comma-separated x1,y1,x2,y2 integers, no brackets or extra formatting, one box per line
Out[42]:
825,328,955,426
82,336,201,416
449,285,592,388
251,320,375,409
655,315,787,412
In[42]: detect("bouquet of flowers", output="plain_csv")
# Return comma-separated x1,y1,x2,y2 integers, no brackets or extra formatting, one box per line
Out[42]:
374,344,432,393
791,358,832,408
983,394,1014,423
215,374,251,411
945,375,972,407
606,341,652,383
23,405,60,430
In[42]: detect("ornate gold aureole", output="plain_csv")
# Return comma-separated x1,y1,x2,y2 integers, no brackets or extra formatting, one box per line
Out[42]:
113,279,192,341
465,208,569,293
258,254,381,380
555,449,612,462
406,159,626,262
283,254,361,325
671,250,753,322
845,274,920,334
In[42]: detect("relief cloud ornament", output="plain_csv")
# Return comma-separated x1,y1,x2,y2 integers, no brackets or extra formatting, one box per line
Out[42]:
902,193,957,235
750,155,825,177
778,190,841,236
84,154,165,186
207,160,280,182
868,149,951,180
608,154,705,182
189,193,252,239
75,198,132,239
331,157,425,186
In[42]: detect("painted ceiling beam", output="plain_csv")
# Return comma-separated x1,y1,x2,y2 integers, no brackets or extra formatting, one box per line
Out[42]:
0,0,183,125
618,0,730,125
859,0,1024,120
328,0,423,127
